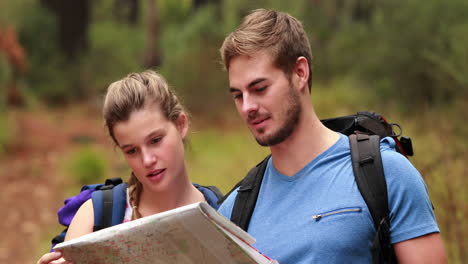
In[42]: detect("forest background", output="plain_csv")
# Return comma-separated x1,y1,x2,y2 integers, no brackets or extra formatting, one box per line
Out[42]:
0,0,466,263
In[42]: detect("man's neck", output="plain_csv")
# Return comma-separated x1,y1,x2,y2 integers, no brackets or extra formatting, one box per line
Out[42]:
270,108,339,176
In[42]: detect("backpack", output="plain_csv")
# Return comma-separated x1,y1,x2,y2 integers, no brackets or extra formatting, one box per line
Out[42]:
224,111,415,264
51,177,223,250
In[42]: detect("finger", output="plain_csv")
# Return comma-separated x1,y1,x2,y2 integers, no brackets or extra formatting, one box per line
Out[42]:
37,252,62,264
50,257,74,264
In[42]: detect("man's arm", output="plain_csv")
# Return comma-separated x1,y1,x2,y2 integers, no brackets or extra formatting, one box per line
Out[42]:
380,139,446,263
394,232,447,264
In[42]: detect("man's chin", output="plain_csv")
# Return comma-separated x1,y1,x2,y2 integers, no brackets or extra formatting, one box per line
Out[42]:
254,128,293,147
255,138,270,147
252,132,268,147
254,134,277,147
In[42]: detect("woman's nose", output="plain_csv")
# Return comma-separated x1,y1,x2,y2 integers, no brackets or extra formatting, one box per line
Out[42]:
142,148,156,168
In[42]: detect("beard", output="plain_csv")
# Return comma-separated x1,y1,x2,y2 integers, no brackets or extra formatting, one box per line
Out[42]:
254,85,301,146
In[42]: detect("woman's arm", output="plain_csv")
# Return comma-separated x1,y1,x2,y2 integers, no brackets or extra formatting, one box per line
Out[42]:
37,199,94,264
64,199,95,240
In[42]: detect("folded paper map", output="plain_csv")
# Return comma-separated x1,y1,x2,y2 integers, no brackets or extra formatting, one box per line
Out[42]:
54,202,278,264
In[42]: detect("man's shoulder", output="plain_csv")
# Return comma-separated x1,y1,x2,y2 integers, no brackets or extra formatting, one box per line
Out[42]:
217,186,239,218
380,137,418,174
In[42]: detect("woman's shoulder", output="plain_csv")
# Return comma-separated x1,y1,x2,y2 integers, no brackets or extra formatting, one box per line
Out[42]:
193,184,223,209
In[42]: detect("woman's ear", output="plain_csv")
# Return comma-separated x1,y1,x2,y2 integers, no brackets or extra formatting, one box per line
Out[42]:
176,112,189,139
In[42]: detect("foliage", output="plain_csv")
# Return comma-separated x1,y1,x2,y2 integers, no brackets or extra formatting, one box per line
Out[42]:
0,56,13,155
370,0,468,105
16,2,77,104
186,128,269,193
2,0,467,262
0,112,13,155
159,0,193,23
159,4,229,114
0,56,10,87
82,20,146,95
390,100,467,263
2,0,467,108
66,146,109,185
316,0,468,106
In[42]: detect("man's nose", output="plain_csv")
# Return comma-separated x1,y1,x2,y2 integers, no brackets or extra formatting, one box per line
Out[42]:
242,94,259,116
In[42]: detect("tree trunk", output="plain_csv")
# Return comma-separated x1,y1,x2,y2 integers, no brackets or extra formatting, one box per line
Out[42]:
41,0,90,60
0,26,27,107
114,0,140,25
143,0,161,68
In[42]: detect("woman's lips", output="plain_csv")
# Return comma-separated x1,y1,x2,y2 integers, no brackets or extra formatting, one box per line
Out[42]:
147,169,166,182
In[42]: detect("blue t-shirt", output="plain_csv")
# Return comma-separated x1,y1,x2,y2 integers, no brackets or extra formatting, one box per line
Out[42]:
218,134,439,264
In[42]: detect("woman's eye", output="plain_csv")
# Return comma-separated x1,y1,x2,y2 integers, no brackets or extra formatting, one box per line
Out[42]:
126,148,137,155
233,93,242,99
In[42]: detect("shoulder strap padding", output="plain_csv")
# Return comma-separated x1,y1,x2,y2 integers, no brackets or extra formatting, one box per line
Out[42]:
355,112,393,138
202,185,223,199
321,114,356,135
349,134,396,263
193,184,223,210
349,134,389,229
321,111,393,138
92,182,127,231
231,155,270,231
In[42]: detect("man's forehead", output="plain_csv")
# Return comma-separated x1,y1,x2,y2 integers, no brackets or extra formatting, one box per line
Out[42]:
228,53,276,88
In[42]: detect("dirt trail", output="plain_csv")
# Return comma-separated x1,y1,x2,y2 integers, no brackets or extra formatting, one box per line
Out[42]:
0,107,109,264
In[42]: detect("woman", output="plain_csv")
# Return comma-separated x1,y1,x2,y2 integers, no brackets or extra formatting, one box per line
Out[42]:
38,70,220,264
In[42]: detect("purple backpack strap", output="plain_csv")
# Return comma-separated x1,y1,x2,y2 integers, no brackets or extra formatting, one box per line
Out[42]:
57,184,103,226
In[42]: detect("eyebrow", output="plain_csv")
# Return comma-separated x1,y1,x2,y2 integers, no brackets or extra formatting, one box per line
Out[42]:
119,129,164,149
229,78,267,93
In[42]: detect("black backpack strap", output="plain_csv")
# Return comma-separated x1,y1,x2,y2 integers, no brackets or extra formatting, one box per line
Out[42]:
104,177,123,186
349,134,397,264
51,228,67,247
100,188,114,229
218,179,243,205
231,155,270,231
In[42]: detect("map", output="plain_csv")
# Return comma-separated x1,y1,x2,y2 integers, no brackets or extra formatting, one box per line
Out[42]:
54,202,278,264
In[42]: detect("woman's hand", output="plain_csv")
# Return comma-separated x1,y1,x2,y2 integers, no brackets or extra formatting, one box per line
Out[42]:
36,251,73,264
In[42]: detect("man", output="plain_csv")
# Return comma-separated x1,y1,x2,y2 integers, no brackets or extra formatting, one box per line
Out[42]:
217,9,446,264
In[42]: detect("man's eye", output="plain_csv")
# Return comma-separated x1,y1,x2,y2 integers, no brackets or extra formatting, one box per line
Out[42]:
256,86,267,92
150,137,161,144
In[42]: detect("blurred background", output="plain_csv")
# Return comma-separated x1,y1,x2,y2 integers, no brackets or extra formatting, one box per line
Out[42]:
0,0,466,263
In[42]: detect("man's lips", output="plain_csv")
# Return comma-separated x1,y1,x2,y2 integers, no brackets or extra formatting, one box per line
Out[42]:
249,116,270,128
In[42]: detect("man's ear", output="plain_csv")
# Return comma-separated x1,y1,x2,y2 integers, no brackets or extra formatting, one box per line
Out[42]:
176,112,189,139
293,56,310,92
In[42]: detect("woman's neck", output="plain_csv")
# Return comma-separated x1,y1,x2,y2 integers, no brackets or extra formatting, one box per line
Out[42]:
137,180,205,217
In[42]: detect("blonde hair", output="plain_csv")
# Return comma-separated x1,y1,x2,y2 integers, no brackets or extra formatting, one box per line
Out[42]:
220,9,313,90
102,70,187,219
